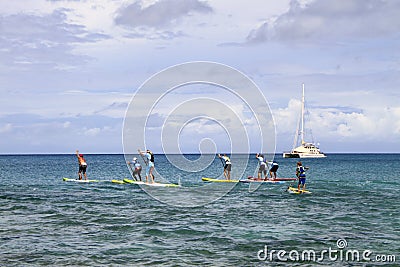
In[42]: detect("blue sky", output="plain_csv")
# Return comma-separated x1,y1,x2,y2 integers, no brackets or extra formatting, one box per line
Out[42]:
1,0,400,154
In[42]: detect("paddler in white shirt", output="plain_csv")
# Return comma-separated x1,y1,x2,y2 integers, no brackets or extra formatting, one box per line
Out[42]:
255,153,267,180
218,154,231,180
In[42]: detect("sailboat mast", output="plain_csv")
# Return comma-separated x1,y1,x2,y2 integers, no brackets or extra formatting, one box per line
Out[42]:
301,84,305,145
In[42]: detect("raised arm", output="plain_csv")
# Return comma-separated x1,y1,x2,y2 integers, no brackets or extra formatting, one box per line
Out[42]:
138,149,145,156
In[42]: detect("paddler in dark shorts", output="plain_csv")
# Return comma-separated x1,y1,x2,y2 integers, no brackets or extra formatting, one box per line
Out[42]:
268,160,279,179
76,150,87,180
218,154,231,180
296,161,308,191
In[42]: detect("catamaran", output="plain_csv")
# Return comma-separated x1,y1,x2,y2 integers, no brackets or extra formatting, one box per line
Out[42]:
283,84,326,158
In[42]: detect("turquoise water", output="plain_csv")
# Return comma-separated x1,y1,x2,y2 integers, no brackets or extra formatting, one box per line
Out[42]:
1,154,399,266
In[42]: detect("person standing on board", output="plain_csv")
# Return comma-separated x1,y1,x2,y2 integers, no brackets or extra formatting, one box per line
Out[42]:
218,154,231,180
138,149,155,183
127,157,142,181
296,161,308,191
255,153,267,180
76,150,87,180
268,160,279,179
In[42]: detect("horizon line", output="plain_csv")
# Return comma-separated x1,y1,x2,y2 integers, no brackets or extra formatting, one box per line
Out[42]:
0,152,399,155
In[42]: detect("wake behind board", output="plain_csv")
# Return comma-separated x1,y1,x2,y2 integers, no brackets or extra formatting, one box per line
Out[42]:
202,177,239,183
287,186,312,194
247,176,297,182
63,177,99,183
123,178,180,187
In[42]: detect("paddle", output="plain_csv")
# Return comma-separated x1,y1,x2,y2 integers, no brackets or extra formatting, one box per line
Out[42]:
220,157,226,168
218,154,228,180
287,181,295,192
287,170,300,193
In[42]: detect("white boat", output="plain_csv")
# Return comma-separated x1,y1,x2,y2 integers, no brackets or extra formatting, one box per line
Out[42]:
283,84,326,158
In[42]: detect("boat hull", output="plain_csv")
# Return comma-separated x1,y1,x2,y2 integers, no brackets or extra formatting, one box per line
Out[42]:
283,152,326,158
283,153,300,158
298,153,326,158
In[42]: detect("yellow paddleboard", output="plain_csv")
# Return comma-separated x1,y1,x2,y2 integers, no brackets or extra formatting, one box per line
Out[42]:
111,179,125,184
63,177,99,183
122,178,180,187
287,186,312,194
202,177,239,183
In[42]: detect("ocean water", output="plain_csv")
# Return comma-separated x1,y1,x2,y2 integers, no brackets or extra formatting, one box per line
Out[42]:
0,154,399,266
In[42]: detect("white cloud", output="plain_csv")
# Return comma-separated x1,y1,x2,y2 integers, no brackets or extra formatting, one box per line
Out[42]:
84,127,101,136
0,123,13,133
0,9,109,70
0,90,130,119
274,98,301,135
0,115,123,153
115,0,212,28
63,121,71,128
247,0,400,43
273,97,400,152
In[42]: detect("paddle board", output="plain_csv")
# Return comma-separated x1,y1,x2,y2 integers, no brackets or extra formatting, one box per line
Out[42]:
111,179,125,184
239,179,284,184
247,176,297,181
63,177,99,183
122,178,180,187
201,177,239,183
287,186,312,194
